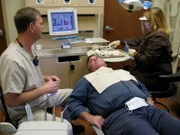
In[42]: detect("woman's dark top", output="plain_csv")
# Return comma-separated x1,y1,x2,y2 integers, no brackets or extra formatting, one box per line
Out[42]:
121,31,173,91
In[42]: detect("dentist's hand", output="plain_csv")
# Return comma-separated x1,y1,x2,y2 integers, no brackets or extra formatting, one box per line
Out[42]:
44,75,60,83
42,80,60,94
128,49,137,57
108,40,120,49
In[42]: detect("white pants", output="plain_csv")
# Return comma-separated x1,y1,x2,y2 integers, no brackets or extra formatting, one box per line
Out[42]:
19,89,73,135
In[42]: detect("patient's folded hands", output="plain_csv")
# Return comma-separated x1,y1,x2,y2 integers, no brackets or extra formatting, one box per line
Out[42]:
128,49,137,57
108,40,120,49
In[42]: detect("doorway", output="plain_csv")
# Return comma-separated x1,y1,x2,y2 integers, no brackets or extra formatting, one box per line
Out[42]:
103,0,145,42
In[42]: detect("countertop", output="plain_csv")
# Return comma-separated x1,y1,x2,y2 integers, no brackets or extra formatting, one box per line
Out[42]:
35,47,89,59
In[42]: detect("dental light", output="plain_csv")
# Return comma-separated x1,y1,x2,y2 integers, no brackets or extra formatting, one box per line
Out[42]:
118,0,152,12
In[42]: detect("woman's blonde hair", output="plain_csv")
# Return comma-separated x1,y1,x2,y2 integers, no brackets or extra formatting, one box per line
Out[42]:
144,7,169,37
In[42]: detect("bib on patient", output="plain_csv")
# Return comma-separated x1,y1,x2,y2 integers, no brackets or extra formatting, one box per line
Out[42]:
84,67,137,94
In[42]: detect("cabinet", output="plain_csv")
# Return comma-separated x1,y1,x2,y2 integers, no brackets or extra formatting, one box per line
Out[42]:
39,56,89,89
25,0,104,38
25,0,104,14
25,0,104,37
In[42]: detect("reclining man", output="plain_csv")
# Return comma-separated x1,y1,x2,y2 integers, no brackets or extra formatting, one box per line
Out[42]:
68,55,180,135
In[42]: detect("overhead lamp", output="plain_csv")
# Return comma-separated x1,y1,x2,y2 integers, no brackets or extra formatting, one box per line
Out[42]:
118,0,152,12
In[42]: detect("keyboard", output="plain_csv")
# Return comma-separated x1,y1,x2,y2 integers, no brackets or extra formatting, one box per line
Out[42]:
51,35,78,40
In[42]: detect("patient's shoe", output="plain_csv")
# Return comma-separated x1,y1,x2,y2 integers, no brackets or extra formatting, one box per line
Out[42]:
72,123,85,134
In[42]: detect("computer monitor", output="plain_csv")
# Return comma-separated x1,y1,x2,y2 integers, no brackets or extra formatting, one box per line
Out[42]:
47,8,78,36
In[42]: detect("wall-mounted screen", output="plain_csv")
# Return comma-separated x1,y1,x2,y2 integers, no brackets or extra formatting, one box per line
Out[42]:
48,8,78,36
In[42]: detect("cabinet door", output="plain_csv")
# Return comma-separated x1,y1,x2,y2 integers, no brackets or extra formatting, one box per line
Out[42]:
54,0,79,7
39,58,58,76
79,0,104,6
25,0,54,7
70,56,89,88
39,56,89,89
57,62,70,89
78,16,96,31
39,58,70,89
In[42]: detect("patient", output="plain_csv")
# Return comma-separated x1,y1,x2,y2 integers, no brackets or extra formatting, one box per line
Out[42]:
68,55,180,135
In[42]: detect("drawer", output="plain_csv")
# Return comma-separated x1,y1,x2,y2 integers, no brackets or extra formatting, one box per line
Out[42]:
54,0,79,6
79,0,104,7
25,0,54,7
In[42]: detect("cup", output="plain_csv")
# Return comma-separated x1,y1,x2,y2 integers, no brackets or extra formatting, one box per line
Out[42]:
35,44,42,50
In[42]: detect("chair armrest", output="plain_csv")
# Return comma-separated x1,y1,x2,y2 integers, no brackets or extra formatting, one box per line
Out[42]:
91,125,105,135
85,107,105,135
159,72,180,82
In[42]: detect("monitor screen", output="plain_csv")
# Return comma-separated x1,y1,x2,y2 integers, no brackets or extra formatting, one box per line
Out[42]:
47,8,78,36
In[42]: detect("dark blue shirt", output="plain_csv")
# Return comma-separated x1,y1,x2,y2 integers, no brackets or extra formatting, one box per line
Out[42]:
68,77,151,119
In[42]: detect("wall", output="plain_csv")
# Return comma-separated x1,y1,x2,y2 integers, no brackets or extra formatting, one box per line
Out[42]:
152,0,180,17
2,0,180,46
2,0,25,44
152,0,165,9
152,0,180,28
153,0,180,62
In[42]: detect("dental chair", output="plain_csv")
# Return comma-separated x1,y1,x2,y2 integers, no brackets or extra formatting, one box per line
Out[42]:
91,125,104,135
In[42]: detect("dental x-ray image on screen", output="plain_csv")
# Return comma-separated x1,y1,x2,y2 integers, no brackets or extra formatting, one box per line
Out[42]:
48,8,78,36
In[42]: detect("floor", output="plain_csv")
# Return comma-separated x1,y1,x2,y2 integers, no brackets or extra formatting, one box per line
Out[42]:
62,98,180,135
155,98,180,119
